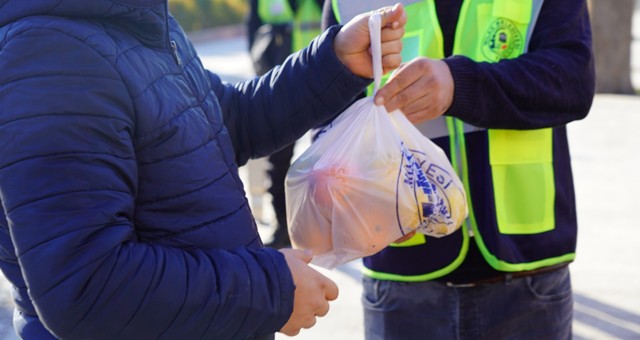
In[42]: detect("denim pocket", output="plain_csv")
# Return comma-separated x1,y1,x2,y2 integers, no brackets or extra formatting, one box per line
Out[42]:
361,277,394,311
525,267,572,302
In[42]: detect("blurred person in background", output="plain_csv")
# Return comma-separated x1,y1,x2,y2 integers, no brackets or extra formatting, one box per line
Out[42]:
0,1,406,338
323,0,595,339
247,0,325,248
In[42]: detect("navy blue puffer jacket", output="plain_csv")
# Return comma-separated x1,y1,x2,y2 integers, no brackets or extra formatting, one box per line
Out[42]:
0,0,369,338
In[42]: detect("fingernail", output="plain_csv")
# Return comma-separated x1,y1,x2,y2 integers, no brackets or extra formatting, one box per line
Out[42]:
375,96,384,106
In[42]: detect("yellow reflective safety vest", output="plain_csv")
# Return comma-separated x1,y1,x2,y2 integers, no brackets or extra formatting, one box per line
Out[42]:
258,0,322,52
332,0,577,281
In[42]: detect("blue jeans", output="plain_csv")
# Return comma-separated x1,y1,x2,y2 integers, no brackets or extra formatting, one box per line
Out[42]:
362,267,573,340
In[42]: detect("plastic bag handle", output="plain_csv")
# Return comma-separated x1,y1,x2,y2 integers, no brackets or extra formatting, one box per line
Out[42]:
368,13,383,95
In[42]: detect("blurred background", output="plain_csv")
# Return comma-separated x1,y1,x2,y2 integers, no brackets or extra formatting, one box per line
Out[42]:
168,0,248,32
166,0,640,94
0,0,639,339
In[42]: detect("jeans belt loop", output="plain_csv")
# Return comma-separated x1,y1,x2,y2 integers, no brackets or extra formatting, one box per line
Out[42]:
446,282,477,288
504,273,513,285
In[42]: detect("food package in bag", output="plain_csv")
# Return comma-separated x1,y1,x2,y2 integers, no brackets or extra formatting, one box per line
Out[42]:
284,14,468,269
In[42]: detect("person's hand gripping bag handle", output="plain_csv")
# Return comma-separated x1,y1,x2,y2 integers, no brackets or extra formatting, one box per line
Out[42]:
285,13,468,269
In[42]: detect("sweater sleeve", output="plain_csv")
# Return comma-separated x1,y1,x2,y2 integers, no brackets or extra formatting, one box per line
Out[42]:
443,0,595,129
211,25,371,166
0,27,293,339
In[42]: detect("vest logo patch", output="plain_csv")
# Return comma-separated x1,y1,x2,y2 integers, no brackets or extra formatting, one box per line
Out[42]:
481,18,522,62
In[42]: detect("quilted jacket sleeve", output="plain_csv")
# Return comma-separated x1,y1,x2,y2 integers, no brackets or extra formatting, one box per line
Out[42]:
212,25,371,166
0,26,294,339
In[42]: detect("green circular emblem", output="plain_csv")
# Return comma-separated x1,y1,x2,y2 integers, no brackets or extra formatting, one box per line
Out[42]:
481,18,522,62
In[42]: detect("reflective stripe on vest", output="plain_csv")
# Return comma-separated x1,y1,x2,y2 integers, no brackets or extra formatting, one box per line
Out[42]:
259,0,322,52
334,0,567,281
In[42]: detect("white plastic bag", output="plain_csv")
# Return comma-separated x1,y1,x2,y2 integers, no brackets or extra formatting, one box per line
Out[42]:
285,14,468,269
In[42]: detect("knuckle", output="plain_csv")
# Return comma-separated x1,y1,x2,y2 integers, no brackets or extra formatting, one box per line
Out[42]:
318,304,331,317
282,325,301,336
394,76,407,91
416,57,430,72
289,329,301,336
304,316,318,329
397,91,409,106
391,54,402,66
382,55,401,70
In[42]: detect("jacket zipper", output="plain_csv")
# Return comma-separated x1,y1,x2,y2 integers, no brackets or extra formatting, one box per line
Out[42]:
162,1,182,67
170,40,182,67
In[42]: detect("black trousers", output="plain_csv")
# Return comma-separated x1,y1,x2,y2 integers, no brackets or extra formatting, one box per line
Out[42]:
267,142,295,230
